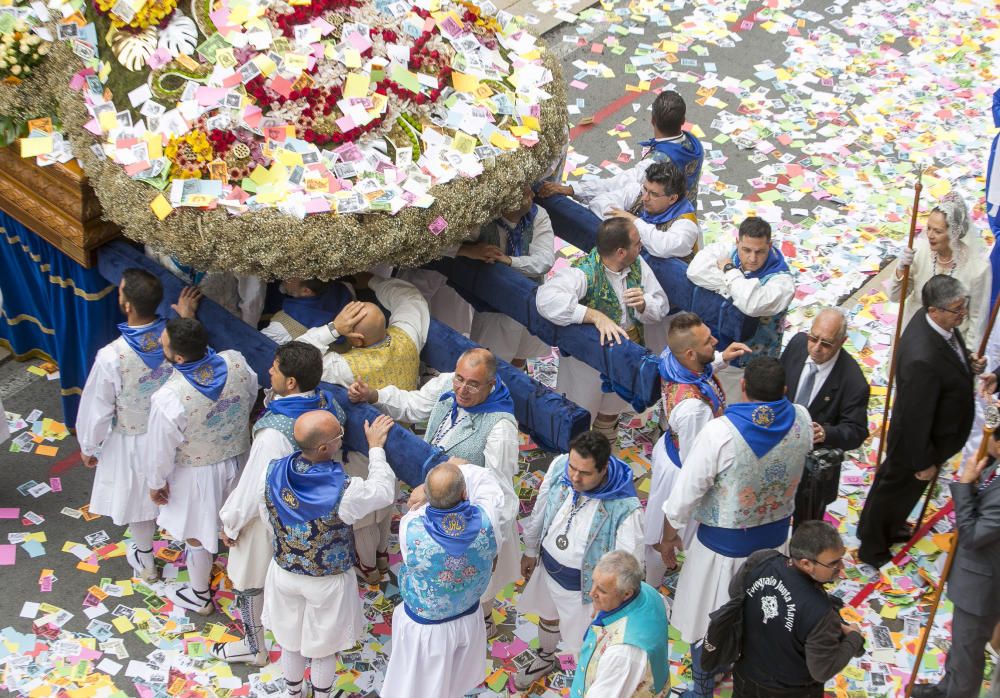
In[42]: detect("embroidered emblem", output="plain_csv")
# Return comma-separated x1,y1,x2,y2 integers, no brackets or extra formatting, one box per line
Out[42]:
194,364,215,385
139,331,159,352
752,405,775,427
281,487,299,509
761,595,779,624
441,512,467,537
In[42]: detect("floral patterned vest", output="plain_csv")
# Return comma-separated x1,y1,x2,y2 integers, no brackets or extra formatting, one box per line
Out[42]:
693,408,811,528
111,336,173,434
159,351,253,467
399,507,497,621
423,390,517,467
342,326,419,390
660,380,726,458
264,459,355,577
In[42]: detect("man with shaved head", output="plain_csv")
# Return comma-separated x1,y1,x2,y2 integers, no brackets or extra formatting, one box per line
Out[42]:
381,458,507,698
644,312,749,585
780,307,870,524
297,273,429,582
261,410,396,698
349,346,519,635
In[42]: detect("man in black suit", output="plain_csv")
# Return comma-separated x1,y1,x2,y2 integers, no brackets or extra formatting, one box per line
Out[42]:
911,431,1000,698
781,308,870,524
857,275,984,569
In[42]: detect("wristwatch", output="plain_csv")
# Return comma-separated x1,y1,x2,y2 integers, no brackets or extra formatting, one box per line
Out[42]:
722,263,736,273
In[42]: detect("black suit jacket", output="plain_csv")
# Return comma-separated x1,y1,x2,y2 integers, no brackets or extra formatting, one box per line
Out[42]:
781,332,870,451
948,464,1000,615
886,308,975,472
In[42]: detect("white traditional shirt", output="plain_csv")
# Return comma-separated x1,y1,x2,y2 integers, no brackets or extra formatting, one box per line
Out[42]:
663,418,736,530
687,240,795,317
296,276,430,387
219,390,304,540
572,134,687,211
522,457,644,566
584,644,653,698
535,259,670,330
143,359,259,490
398,463,507,558
471,207,556,278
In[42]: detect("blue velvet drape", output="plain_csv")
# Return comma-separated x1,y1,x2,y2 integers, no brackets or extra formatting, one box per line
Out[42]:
0,211,121,427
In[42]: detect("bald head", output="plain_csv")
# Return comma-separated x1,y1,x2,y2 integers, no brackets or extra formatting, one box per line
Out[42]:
457,348,496,381
293,410,344,461
426,462,467,509
353,302,387,348
812,308,847,342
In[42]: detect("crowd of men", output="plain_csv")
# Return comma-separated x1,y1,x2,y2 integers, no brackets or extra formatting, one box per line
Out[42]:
65,88,1000,698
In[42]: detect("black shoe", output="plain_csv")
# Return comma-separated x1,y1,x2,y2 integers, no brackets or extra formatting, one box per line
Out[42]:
910,683,943,697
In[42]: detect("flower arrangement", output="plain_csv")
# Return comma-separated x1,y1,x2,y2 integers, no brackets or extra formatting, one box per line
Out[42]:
93,0,180,31
0,19,50,83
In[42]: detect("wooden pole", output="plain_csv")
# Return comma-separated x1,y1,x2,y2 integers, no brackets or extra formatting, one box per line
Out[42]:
905,406,998,696
876,167,924,469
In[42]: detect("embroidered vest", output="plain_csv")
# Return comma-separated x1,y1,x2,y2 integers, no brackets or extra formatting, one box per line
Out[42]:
540,455,642,603
660,380,726,458
264,460,355,576
399,507,497,620
111,336,173,434
626,196,699,263
479,220,541,281
160,351,253,467
251,394,347,444
693,409,811,528
573,249,645,344
423,390,518,467
573,582,669,698
342,326,419,390
730,272,790,368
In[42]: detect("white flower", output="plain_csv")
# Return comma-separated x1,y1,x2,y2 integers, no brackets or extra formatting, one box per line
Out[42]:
11,64,21,75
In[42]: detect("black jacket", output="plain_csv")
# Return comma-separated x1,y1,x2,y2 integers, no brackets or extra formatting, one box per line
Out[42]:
886,308,975,471
781,332,870,452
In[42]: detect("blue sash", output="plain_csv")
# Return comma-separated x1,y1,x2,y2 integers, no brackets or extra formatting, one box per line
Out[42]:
697,517,791,558
497,204,538,257
403,600,480,626
541,546,582,591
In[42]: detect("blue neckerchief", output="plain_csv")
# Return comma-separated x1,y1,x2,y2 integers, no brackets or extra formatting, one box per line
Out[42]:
422,499,483,556
657,348,723,413
282,283,354,330
724,398,796,458
267,389,336,419
638,196,694,226
173,348,228,401
496,204,538,257
560,455,636,501
438,376,514,426
118,318,167,370
639,133,704,185
170,256,205,286
730,246,790,279
591,590,639,628
267,452,346,526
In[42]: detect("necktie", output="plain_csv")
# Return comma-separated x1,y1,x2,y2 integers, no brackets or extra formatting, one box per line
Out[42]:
946,333,967,368
795,363,817,407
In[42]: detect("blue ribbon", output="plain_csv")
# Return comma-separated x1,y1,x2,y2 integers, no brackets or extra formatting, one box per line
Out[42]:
266,452,346,526
724,398,796,458
438,375,514,426
173,348,228,401
422,500,484,556
730,246,790,279
496,204,538,257
117,318,167,370
560,455,636,500
657,348,723,413
638,196,695,226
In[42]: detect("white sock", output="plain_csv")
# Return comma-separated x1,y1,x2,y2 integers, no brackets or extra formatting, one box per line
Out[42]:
537,619,560,657
309,654,337,696
236,588,265,654
185,544,212,594
130,520,156,566
280,648,307,695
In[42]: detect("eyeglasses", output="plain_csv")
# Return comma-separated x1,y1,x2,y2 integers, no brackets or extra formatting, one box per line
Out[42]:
936,298,970,316
809,557,844,570
806,334,840,349
641,185,669,199
452,374,487,394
